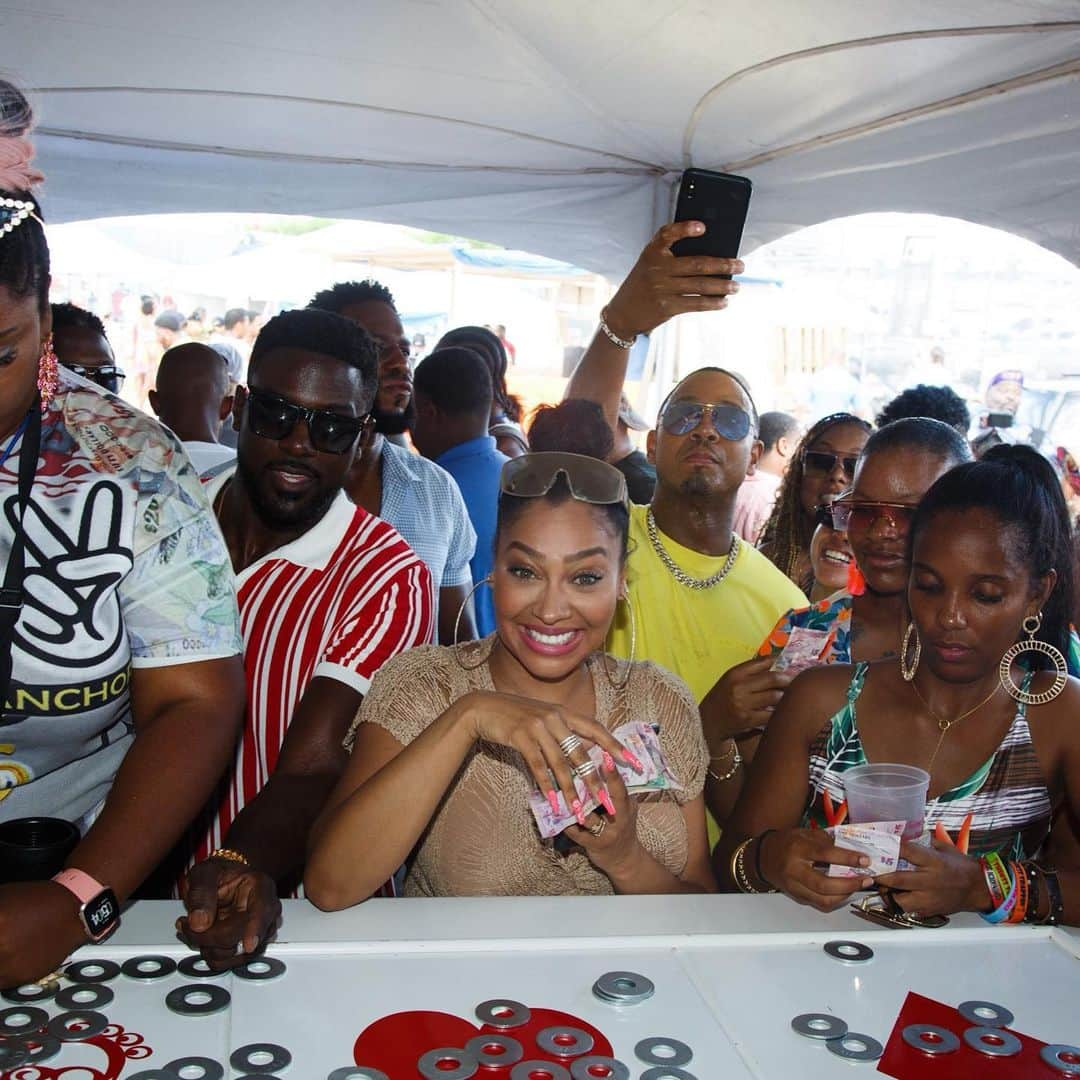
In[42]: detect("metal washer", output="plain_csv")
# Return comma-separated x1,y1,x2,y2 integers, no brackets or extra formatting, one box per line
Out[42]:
328,1069,390,1080
640,1069,698,1080
635,1037,693,1067
537,1025,595,1058
11,1031,62,1066
963,1026,1022,1057
824,940,874,964
791,1013,848,1041
1040,1044,1080,1074
957,999,1014,1028
126,1071,181,1080
571,1058,630,1080
827,1033,884,1062
2,980,58,1004
417,1046,478,1080
0,1042,28,1070
165,983,232,1017
177,955,220,979
234,956,287,981
231,1042,293,1073
592,971,655,1005
475,999,531,1030
464,1033,524,1067
64,958,121,984
0,1004,48,1036
512,1063,570,1080
122,955,178,981
47,1009,110,1041
56,981,114,1011
163,1056,225,1080
901,1024,961,1055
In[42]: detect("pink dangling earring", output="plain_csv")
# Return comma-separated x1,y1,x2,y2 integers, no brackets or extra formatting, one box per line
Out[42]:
846,559,867,597
37,333,59,412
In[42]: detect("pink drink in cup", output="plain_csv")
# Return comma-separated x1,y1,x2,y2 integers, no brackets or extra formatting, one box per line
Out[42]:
843,763,930,840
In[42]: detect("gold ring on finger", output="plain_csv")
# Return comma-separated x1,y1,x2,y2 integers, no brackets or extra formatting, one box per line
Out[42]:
587,818,607,837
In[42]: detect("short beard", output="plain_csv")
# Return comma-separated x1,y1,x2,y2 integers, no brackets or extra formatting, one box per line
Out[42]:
372,396,416,436
679,474,715,498
236,455,338,533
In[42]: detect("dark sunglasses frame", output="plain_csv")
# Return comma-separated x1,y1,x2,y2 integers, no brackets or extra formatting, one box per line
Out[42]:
67,364,126,392
245,388,369,455
830,499,917,533
802,449,859,478
659,400,752,441
501,452,628,507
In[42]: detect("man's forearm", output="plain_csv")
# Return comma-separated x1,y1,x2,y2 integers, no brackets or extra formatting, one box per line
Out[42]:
563,327,632,433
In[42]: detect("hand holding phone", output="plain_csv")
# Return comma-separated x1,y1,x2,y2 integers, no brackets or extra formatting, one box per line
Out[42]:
671,168,752,276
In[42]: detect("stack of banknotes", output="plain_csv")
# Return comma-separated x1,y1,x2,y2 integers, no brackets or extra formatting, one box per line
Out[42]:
527,721,682,839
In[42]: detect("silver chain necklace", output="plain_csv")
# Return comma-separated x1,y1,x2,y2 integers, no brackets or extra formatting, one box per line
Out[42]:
646,507,741,590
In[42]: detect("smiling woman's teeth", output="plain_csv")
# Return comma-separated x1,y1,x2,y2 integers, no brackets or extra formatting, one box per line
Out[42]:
525,628,576,646
824,549,852,564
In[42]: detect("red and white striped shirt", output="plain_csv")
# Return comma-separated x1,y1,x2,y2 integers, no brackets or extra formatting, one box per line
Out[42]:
193,472,434,861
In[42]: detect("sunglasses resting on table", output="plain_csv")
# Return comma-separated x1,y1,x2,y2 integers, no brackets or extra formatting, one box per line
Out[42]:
659,400,752,441
245,387,370,455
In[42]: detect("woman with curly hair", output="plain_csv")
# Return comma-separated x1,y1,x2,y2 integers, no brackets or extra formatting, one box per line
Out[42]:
758,412,871,594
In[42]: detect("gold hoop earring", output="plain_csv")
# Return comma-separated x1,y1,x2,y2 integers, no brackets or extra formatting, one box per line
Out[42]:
452,577,491,672
998,612,1068,706
900,621,921,682
603,596,636,691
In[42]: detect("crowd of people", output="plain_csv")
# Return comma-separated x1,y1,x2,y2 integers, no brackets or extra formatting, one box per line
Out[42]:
2,78,1079,988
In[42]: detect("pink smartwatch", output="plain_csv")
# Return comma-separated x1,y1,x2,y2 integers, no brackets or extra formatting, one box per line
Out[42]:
52,869,120,943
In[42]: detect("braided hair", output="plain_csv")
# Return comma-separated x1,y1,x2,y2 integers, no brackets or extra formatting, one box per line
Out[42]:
758,412,871,589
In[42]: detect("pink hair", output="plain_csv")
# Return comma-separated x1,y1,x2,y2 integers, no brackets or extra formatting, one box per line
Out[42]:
0,134,43,192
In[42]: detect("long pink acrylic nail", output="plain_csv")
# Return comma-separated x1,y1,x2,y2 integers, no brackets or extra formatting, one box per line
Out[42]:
602,751,615,773
546,789,561,816
599,787,616,815
620,748,644,772
571,799,586,827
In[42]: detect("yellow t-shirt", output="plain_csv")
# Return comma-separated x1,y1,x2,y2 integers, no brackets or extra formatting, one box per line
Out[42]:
609,504,808,703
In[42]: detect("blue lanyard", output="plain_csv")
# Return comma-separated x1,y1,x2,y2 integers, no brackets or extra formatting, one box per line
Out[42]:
0,413,30,472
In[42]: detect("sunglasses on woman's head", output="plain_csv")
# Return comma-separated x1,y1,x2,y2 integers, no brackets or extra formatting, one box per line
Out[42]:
830,499,917,534
659,400,752,441
803,450,859,479
501,452,628,506
245,388,369,455
67,364,125,394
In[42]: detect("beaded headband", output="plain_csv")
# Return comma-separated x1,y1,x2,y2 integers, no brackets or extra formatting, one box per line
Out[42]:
0,195,42,235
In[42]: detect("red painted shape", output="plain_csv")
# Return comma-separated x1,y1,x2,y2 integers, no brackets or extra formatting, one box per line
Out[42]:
354,1004,615,1077
877,991,1060,1080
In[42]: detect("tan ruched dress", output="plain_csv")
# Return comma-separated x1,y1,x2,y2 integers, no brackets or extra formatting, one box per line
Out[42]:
346,636,707,896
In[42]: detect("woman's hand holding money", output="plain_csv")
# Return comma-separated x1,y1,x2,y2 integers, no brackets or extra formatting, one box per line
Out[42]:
566,757,641,879
758,828,874,912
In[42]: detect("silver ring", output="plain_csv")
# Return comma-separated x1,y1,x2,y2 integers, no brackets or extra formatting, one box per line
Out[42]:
558,733,584,756
901,1024,960,1055
963,1026,1022,1057
957,1000,1014,1028
827,1033,884,1062
1041,1044,1080,1074
791,1013,847,1041
574,759,599,778
537,1026,595,1057
636,1036,693,1067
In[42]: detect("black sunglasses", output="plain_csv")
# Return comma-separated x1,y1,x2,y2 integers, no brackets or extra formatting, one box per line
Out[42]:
803,450,859,479
245,388,369,455
660,400,752,441
67,364,125,394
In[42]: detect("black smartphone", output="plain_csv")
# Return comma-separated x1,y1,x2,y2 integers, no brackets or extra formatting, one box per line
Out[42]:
671,168,752,268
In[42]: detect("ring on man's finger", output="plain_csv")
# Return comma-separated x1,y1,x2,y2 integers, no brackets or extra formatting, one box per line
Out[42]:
587,818,607,837
558,734,584,757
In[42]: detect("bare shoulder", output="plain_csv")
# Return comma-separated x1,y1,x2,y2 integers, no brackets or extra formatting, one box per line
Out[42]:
1029,674,1080,742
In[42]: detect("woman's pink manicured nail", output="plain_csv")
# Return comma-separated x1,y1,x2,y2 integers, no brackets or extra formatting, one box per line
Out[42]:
621,749,643,771
602,751,615,772
546,789,560,815
572,799,586,827
599,787,616,815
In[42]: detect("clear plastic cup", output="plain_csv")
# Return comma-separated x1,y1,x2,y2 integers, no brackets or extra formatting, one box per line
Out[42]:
843,763,930,839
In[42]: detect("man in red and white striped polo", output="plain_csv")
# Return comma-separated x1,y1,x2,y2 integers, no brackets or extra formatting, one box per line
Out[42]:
177,309,434,965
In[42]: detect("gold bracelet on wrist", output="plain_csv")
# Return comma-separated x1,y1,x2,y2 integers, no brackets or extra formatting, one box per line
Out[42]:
707,744,742,783
209,847,250,867
730,837,761,894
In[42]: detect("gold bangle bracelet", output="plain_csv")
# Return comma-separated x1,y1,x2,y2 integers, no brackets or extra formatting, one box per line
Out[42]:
209,847,250,867
730,837,760,894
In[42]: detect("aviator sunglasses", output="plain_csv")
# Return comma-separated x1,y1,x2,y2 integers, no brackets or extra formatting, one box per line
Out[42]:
659,400,752,441
501,452,628,506
245,388,369,455
66,364,125,394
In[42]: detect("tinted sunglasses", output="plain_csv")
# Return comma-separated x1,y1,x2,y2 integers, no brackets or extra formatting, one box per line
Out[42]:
803,450,859,479
501,452,628,506
660,400,752,441
67,364,125,394
245,388,369,455
830,499,917,534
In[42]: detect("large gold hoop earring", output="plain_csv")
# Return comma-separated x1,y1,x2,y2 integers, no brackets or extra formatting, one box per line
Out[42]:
452,577,492,672
900,621,921,682
603,596,636,691
998,612,1068,706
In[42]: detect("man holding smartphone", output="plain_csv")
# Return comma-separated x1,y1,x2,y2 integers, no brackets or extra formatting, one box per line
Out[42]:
565,220,806,838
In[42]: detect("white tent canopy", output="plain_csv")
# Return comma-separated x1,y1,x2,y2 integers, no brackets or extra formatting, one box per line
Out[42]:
10,1,1080,278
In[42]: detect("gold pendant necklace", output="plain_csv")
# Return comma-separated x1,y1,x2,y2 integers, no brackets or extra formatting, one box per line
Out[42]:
910,678,1001,770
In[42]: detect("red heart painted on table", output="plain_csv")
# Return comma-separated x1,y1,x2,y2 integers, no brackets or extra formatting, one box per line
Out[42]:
353,1005,615,1077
